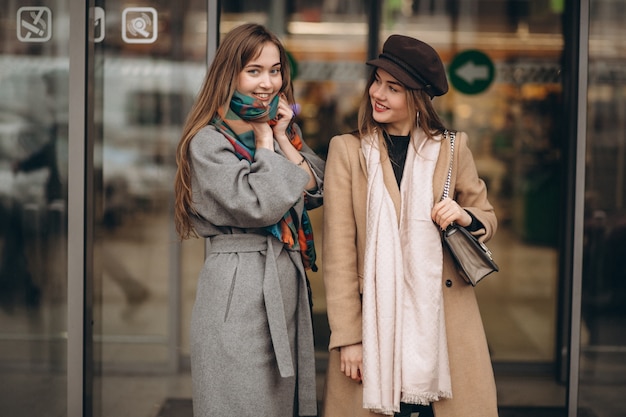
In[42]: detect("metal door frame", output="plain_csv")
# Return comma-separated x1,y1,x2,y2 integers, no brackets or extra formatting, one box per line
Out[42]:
561,0,589,415
67,1,93,416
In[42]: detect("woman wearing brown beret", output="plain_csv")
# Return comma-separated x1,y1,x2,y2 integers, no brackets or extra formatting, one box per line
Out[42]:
321,34,498,417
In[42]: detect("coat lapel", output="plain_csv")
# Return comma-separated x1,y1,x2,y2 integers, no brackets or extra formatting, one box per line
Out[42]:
381,153,401,223
367,133,401,223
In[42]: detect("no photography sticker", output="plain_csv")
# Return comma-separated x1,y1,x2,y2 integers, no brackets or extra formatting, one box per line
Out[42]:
122,7,158,44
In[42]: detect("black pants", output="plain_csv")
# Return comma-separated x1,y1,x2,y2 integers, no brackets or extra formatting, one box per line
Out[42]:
395,402,434,417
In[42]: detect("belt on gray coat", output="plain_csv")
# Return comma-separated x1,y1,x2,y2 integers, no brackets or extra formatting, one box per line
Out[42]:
208,233,317,416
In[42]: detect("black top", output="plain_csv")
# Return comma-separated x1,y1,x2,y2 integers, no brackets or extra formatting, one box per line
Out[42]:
384,132,410,187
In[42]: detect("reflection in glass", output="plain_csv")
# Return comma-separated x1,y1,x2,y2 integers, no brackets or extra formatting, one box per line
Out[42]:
90,1,207,416
579,1,626,415
0,16,69,417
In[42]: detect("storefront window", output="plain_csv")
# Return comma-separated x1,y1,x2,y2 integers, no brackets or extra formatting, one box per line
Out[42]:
3,1,624,416
579,1,626,415
0,1,69,415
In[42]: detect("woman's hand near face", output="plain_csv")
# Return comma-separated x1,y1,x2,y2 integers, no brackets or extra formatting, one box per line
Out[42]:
250,121,275,151
250,94,291,151
340,343,363,383
272,95,295,146
431,197,472,230
268,95,316,188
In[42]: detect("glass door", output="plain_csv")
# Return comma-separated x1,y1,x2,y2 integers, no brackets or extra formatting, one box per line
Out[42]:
224,0,570,413
375,1,568,411
577,1,626,415
0,1,70,415
89,1,214,416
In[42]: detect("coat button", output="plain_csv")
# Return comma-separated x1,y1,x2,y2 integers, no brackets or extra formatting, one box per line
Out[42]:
445,279,453,287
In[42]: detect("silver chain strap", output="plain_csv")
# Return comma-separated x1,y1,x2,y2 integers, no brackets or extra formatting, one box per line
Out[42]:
441,130,456,201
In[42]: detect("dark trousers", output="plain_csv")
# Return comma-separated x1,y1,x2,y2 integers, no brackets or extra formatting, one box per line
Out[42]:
395,402,434,417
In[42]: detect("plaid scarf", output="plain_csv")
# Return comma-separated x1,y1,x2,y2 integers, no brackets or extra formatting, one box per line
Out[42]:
211,91,317,271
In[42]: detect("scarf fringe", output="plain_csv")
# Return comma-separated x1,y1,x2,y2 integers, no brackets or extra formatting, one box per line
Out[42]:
364,389,453,416
363,404,399,416
401,390,453,406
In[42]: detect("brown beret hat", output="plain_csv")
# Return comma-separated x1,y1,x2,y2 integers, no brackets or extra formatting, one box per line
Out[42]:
367,34,448,97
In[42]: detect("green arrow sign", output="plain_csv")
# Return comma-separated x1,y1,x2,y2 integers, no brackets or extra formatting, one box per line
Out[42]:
448,50,495,95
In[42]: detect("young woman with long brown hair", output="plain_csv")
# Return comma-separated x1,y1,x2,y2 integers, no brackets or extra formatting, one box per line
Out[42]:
174,23,324,417
322,34,498,417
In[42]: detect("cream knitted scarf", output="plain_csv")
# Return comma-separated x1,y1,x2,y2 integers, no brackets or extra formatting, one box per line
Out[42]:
361,129,452,415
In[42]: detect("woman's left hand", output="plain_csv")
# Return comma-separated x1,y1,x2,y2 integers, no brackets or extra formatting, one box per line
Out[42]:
432,197,472,230
271,94,295,144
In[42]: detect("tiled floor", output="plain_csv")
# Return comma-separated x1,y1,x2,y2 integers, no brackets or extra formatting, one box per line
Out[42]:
2,357,624,417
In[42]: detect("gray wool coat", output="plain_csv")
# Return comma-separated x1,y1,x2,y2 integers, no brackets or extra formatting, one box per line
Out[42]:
187,125,324,417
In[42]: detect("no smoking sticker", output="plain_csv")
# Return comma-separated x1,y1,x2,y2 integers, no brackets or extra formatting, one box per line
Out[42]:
17,7,52,43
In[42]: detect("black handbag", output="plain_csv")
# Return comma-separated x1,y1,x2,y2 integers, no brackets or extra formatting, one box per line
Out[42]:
440,131,499,286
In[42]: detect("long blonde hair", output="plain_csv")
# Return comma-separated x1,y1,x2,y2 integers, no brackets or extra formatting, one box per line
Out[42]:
357,68,447,144
174,23,294,239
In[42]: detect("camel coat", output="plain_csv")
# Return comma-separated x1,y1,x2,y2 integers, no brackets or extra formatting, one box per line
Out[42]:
321,132,498,417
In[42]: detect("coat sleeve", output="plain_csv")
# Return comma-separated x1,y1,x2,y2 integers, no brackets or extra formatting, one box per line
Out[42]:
188,127,310,229
296,124,325,211
323,135,364,350
453,131,497,242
